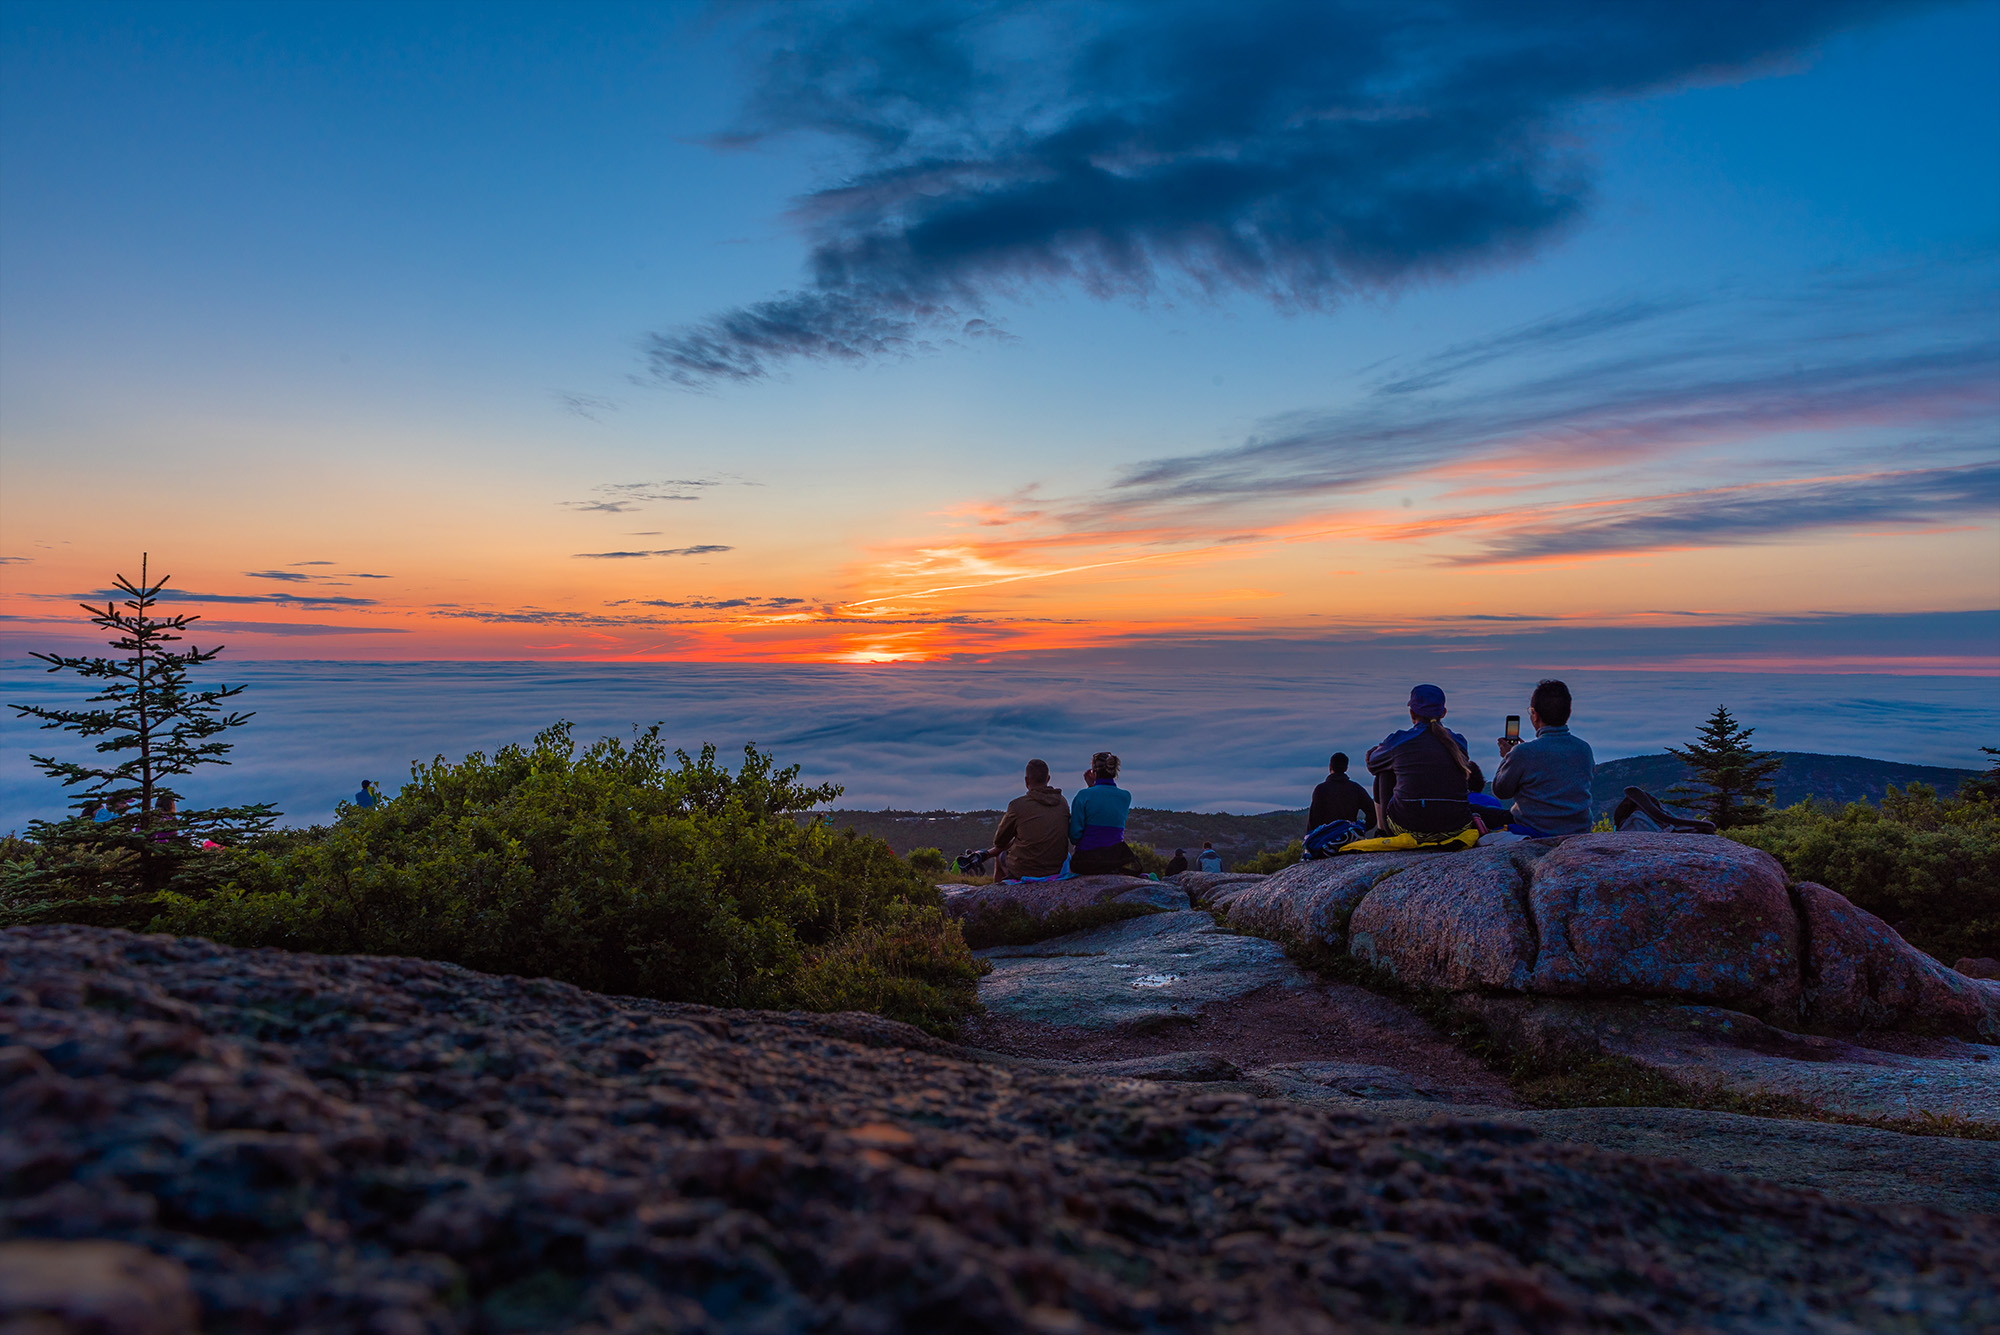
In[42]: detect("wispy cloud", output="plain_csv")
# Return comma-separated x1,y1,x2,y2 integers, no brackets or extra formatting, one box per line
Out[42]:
651,0,1919,386
1413,462,2000,565
559,479,741,513
573,545,734,560
60,587,382,609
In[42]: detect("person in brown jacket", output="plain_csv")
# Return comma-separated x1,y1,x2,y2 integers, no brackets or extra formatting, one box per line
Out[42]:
992,758,1070,879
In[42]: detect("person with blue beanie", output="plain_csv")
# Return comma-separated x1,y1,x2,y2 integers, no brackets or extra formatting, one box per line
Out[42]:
1365,685,1485,839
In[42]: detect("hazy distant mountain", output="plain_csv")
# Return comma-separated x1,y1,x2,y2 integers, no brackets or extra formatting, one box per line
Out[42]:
1592,752,1979,815
821,751,1984,865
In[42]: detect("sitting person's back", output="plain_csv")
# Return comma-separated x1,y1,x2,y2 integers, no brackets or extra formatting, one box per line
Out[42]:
1069,751,1139,875
992,759,1070,878
1490,679,1594,835
1307,752,1375,833
1196,843,1223,872
1366,684,1485,836
1165,848,1189,875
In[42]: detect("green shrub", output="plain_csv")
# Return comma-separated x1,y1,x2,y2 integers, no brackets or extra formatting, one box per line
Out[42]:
958,900,1165,949
1727,784,2000,963
1127,841,1169,875
155,723,983,1035
1234,839,1303,874
906,846,951,875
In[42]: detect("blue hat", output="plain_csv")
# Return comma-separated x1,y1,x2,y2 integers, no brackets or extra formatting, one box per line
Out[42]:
1408,684,1447,719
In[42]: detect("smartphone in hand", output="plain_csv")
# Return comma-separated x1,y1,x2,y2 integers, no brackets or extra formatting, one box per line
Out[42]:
1505,715,1520,739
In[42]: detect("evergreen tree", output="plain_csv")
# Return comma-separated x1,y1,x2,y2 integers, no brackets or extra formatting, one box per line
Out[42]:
1666,705,1782,828
1960,747,2000,803
8,556,277,899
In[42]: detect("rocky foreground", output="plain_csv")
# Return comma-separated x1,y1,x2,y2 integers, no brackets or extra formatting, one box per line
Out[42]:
4,926,2000,1333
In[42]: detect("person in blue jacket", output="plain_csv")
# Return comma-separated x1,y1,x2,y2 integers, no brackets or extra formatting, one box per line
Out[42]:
1068,751,1139,876
1365,684,1485,840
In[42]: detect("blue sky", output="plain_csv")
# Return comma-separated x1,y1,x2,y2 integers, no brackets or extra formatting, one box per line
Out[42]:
0,2,1995,804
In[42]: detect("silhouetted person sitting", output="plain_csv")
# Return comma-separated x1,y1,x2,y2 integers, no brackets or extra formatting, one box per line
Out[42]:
1307,752,1375,834
354,779,381,808
991,758,1070,879
1197,843,1223,872
1165,849,1189,875
1366,684,1485,840
1069,751,1140,876
1491,679,1595,835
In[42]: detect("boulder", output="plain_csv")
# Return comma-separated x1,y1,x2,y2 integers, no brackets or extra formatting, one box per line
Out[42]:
1347,845,1543,992
1527,834,1801,1020
0,1240,197,1335
1167,870,1266,908
1795,882,2000,1040
1959,957,2000,981
942,874,1187,928
1221,852,1426,949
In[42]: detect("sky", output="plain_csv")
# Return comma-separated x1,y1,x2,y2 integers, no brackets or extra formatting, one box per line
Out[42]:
1,1,1996,814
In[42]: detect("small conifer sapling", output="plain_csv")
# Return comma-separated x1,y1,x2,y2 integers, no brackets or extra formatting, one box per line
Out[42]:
10,555,278,892
1666,705,1782,828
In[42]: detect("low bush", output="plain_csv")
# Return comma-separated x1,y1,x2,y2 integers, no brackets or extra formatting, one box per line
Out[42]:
155,724,985,1035
957,900,1165,950
1234,840,1303,874
906,846,952,875
1726,784,2000,963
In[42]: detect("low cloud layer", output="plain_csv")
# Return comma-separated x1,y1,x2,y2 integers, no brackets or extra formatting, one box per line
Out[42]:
573,545,734,560
650,0,1918,386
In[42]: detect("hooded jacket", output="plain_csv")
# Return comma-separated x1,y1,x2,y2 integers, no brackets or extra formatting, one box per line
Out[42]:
993,785,1070,878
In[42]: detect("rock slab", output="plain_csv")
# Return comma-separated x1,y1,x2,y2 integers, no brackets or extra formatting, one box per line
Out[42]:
7,925,2000,1333
1798,882,2000,1040
975,910,1304,1029
942,873,1187,928
1348,845,1543,992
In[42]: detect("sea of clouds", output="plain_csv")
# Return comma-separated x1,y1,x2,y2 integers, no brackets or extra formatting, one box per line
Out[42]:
5,641,1996,828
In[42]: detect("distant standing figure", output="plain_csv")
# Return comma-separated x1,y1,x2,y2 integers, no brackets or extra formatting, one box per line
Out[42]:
1165,848,1189,875
1491,679,1595,835
991,758,1070,880
354,779,381,808
1307,753,1376,834
1197,843,1223,873
1069,751,1140,876
150,795,180,844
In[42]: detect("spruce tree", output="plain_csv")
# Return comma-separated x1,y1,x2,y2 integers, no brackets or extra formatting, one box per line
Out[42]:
1666,706,1782,828
9,556,277,898
1959,747,2000,803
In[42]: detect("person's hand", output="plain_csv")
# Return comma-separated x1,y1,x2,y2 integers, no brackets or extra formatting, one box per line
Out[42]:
1497,736,1521,757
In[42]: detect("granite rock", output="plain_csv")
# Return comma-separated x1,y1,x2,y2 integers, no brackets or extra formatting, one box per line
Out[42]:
8,925,1998,1333
1797,882,2000,1040
1527,834,1801,1019
942,874,1188,928
1219,853,1423,949
1348,845,1545,992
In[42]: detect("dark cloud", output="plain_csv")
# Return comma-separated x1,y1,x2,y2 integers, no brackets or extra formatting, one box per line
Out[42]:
572,545,734,560
609,596,808,610
0,556,32,565
245,570,314,582
343,572,393,579
1449,461,2000,564
560,479,736,512
651,0,1917,386
185,621,411,637
557,392,619,421
286,560,335,566
65,587,380,609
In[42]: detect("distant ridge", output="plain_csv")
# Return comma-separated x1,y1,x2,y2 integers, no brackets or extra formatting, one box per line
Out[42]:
821,751,1984,864
1592,752,1980,814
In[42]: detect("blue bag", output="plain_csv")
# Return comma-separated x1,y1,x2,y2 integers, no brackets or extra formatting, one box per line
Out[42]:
1303,819,1368,860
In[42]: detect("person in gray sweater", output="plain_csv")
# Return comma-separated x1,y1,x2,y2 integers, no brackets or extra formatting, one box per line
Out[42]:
1490,679,1595,835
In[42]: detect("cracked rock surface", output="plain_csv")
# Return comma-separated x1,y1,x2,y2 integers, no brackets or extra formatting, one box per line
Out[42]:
7,925,1999,1334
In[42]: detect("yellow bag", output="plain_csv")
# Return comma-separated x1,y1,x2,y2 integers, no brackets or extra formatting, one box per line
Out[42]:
1338,827,1480,855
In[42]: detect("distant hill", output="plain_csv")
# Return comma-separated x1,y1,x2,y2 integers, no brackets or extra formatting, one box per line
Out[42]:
818,807,1309,866
818,751,1984,865
1592,752,1980,815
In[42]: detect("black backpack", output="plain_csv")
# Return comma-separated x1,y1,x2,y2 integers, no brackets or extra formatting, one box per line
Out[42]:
1611,786,1716,834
